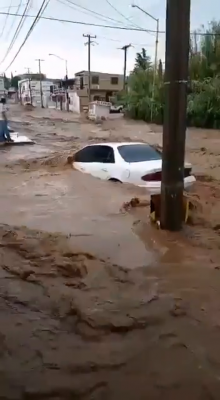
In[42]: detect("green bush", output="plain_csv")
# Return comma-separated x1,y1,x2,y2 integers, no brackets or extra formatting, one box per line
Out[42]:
121,22,220,129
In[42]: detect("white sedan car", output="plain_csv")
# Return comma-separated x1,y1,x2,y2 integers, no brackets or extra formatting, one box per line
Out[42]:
73,142,196,194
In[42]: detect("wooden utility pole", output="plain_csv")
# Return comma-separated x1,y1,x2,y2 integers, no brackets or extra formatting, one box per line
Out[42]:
83,34,96,102
160,0,191,231
25,67,32,105
35,59,44,108
121,44,131,90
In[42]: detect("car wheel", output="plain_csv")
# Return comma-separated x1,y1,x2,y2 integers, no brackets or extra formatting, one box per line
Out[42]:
109,178,122,183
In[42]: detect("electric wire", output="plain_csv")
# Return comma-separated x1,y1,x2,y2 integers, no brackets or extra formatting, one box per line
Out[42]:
97,35,154,47
5,0,26,39
0,0,32,65
3,0,50,72
0,3,27,10
0,11,219,36
58,0,131,27
0,12,158,32
0,0,13,39
104,0,147,31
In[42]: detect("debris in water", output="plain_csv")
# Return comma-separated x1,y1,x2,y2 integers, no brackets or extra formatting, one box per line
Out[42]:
121,197,150,212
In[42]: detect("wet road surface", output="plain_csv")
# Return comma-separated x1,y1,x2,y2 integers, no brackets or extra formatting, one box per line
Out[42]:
1,104,220,399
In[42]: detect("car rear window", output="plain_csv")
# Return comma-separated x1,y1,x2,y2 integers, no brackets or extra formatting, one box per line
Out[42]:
118,144,162,163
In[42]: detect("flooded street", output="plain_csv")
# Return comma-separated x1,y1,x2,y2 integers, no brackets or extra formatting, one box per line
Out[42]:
1,104,220,399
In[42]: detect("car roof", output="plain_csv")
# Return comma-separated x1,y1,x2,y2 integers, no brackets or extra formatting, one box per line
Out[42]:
86,142,150,149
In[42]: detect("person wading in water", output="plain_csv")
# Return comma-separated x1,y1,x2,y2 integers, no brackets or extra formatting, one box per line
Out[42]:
0,97,12,143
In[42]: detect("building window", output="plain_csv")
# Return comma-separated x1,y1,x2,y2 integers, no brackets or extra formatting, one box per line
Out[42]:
91,76,99,85
111,77,118,85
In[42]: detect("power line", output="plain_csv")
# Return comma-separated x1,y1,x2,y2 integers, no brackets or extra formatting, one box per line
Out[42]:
3,0,50,72
97,35,154,46
0,3,28,9
104,0,156,37
0,0,32,66
0,0,13,39
58,0,131,27
105,0,138,28
5,0,25,39
0,11,154,32
0,11,219,36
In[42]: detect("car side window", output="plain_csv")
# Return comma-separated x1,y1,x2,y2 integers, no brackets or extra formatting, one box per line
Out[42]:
74,146,96,162
74,145,115,163
94,146,115,163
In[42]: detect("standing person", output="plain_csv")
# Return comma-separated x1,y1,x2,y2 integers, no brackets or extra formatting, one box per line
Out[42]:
0,97,12,142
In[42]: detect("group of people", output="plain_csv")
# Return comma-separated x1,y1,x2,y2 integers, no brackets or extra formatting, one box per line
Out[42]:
0,97,12,143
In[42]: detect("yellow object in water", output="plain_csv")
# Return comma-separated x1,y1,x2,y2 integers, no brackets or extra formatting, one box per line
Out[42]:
150,194,190,227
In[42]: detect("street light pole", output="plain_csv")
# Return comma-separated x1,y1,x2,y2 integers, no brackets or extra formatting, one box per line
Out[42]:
65,59,68,79
49,53,68,79
131,4,159,121
35,59,44,108
49,53,69,111
25,67,32,105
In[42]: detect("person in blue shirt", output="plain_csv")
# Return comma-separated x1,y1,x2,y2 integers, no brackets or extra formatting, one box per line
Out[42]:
0,97,12,142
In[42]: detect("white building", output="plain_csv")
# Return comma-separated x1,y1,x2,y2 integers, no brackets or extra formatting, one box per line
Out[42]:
0,76,6,96
18,79,58,107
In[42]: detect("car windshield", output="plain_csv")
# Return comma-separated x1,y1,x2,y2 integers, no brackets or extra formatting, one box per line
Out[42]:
117,144,162,163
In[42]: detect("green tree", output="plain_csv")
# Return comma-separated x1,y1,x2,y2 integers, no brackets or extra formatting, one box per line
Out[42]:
11,75,21,89
120,21,220,129
134,48,152,72
3,74,10,90
157,59,163,81
189,21,220,79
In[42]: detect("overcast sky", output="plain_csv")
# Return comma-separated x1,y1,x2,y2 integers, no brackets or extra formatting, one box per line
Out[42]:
0,0,219,79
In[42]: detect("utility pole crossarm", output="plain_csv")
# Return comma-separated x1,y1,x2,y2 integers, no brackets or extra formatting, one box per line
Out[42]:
83,34,96,38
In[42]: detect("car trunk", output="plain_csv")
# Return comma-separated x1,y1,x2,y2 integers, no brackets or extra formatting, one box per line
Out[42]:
132,160,192,182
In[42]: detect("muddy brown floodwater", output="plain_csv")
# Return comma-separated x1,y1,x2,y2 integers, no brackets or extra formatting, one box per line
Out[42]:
1,104,220,399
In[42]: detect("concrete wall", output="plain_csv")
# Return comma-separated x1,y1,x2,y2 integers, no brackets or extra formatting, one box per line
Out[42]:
88,101,111,120
69,91,80,113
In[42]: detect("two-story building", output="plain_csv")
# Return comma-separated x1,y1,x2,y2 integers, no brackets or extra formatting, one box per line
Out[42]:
74,71,124,108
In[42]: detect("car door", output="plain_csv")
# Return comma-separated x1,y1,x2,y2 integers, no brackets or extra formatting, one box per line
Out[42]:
73,146,97,176
74,145,116,180
95,145,117,179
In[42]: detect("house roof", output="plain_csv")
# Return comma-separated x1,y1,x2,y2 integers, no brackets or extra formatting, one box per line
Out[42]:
75,70,123,77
